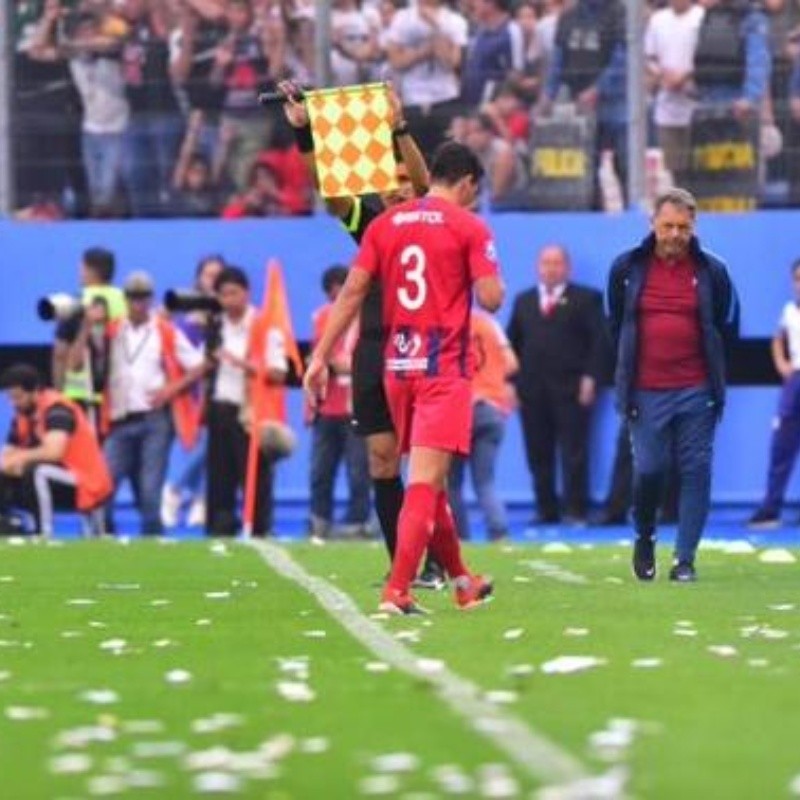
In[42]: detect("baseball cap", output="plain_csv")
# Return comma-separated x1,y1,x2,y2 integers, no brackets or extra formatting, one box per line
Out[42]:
123,271,155,297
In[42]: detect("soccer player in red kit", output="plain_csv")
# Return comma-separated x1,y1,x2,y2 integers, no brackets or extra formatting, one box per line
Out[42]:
304,142,505,614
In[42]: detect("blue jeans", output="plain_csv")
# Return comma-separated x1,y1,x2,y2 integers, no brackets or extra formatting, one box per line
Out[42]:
169,427,207,497
448,401,509,540
309,416,370,525
124,113,183,217
760,372,800,514
629,386,718,563
103,409,174,534
82,131,124,208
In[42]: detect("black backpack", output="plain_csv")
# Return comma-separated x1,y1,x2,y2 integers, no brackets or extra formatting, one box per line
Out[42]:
693,5,747,90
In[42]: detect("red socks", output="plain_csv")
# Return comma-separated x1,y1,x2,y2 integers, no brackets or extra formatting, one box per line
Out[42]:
387,483,437,594
429,491,468,580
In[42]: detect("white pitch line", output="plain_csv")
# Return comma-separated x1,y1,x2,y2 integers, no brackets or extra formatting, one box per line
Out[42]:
246,539,589,788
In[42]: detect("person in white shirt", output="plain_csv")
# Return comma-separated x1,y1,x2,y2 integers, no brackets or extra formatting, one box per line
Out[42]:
207,267,288,536
384,0,469,153
80,271,204,534
644,0,705,182
331,0,383,86
749,258,800,528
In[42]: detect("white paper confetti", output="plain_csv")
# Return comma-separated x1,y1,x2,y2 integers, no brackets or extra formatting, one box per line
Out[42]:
747,658,770,668
121,719,165,735
132,741,187,758
49,753,93,774
87,775,126,795
165,669,192,684
276,681,315,703
79,689,119,705
503,628,524,640
192,713,244,734
55,725,116,747
195,619,212,626
540,656,607,675
152,639,175,649
303,630,327,638
210,543,228,556
563,627,589,637
299,737,329,754
541,542,573,554
707,645,738,658
485,690,518,705
359,775,400,795
193,771,241,794
631,658,663,669
150,599,171,607
98,583,140,591
67,598,96,606
365,661,390,673
416,658,445,674
5,705,49,721
478,763,519,798
204,591,231,600
768,603,795,611
372,752,420,773
507,664,535,678
99,638,127,652
759,548,797,564
432,764,474,795
0,670,10,681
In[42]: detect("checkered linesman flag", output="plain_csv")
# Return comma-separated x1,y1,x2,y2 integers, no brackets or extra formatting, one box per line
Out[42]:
305,82,399,198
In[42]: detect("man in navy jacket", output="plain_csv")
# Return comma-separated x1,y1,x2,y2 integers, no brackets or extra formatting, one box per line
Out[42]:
607,187,739,582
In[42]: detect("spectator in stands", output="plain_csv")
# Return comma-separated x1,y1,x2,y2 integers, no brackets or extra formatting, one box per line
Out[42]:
463,111,529,208
162,254,226,529
170,0,228,161
120,0,184,217
220,134,312,217
535,0,566,64
607,187,739,582
206,266,288,536
788,31,800,204
507,245,608,525
330,0,382,86
480,81,531,149
72,271,204,535
16,0,87,217
461,0,524,107
509,0,544,103
172,111,223,217
277,0,315,83
692,0,771,118
748,257,800,528
0,364,112,536
307,266,370,542
543,0,628,206
210,0,285,192
384,0,469,154
448,310,518,542
644,0,705,186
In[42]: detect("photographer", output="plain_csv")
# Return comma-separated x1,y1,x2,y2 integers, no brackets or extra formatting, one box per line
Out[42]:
70,271,204,535
206,266,288,537
0,364,112,536
161,255,225,528
48,247,126,432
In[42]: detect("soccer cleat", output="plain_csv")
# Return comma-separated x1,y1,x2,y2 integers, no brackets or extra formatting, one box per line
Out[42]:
378,587,428,616
669,561,697,583
632,535,656,581
747,508,780,529
186,498,206,528
454,574,493,610
413,566,447,591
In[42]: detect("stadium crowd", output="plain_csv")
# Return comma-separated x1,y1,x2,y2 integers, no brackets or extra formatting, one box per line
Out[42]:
9,0,800,219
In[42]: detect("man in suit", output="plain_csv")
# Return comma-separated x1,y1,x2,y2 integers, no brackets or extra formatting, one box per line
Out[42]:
507,244,609,523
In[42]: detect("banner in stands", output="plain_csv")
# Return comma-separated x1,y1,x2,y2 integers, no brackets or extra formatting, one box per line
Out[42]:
527,106,595,211
687,105,759,212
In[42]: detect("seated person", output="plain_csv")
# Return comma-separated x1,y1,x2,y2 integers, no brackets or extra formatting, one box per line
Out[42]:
0,364,112,536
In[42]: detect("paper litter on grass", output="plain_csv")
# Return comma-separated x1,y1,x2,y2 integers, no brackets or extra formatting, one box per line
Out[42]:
67,598,96,606
299,737,329,754
49,753,93,774
164,669,192,684
5,705,49,720
149,599,171,607
372,752,420,773
192,713,244,734
97,583,140,591
768,603,795,611
478,762,520,798
536,766,629,800
365,661,390,673
707,645,738,658
359,775,400,795
99,638,127,653
485,690,519,705
631,658,663,669
541,656,607,675
193,771,242,794
0,670,10,681
303,629,327,638
276,681,315,702
416,658,445,675
87,774,126,795
503,628,524,640
541,542,573,554
563,627,589,637
506,664,535,678
204,591,231,600
432,764,474,795
759,548,797,564
131,741,187,758
79,688,120,705
55,724,116,747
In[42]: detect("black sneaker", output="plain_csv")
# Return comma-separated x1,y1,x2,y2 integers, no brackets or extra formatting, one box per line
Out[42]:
669,561,697,583
632,535,656,581
747,509,780,529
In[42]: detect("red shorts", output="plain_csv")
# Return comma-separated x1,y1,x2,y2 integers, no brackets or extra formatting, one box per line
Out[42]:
384,376,473,455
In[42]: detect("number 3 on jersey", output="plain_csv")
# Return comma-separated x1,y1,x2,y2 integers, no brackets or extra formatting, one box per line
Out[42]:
398,244,427,311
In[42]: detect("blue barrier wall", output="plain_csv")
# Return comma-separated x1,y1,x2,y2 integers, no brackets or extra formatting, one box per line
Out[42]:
0,210,798,506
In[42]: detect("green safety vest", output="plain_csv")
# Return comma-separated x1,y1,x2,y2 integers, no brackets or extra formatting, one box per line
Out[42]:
62,285,126,403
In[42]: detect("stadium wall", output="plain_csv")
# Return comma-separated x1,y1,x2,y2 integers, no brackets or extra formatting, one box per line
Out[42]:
0,211,797,506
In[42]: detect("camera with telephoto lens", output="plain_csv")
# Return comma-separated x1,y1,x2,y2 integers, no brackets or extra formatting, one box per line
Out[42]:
163,289,223,356
37,293,84,322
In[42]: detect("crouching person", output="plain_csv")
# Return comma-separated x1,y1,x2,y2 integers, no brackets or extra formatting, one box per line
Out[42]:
0,364,112,536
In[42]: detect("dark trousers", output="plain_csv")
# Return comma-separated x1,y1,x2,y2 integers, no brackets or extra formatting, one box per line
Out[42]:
309,415,370,526
519,382,591,519
0,464,79,535
630,386,717,564
206,401,273,536
759,373,800,514
603,421,679,520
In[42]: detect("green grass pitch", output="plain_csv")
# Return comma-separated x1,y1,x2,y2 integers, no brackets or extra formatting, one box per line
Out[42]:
0,537,798,798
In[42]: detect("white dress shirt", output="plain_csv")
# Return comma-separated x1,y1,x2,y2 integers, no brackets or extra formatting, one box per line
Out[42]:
539,282,566,314
213,307,288,406
108,316,203,421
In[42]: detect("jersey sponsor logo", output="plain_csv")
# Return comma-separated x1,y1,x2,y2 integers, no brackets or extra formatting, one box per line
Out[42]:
386,357,429,372
393,330,422,357
391,210,444,226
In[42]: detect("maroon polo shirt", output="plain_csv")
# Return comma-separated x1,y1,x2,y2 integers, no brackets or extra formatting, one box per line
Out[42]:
636,255,708,389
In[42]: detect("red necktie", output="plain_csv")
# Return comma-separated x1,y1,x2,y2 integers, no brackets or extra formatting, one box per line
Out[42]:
543,293,556,317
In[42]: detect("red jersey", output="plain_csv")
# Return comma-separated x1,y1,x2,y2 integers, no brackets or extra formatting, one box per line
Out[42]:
355,196,500,379
637,256,708,390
